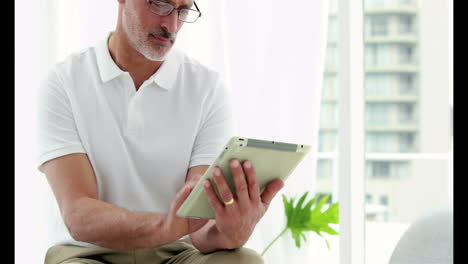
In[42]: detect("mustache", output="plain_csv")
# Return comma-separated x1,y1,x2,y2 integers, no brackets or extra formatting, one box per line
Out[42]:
148,29,177,41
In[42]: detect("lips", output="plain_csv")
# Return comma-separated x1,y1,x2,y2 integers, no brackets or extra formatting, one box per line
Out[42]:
150,35,173,46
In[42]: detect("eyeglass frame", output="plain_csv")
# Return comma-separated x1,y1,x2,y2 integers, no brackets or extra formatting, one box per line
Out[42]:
145,0,202,23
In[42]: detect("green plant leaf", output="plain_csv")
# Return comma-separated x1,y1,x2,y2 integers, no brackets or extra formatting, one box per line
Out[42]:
261,192,340,256
285,193,340,250
282,194,293,221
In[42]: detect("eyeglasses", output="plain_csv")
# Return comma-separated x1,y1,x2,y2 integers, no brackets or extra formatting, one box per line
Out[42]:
146,0,202,23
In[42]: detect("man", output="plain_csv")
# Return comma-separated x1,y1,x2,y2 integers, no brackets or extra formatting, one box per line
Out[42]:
37,0,284,263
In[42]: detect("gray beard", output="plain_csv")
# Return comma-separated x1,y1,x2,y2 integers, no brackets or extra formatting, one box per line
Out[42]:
121,6,172,62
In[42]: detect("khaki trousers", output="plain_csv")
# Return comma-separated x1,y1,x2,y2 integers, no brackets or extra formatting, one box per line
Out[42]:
44,238,264,264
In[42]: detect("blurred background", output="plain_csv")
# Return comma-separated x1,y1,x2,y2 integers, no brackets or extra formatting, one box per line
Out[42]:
15,0,452,263
318,0,452,262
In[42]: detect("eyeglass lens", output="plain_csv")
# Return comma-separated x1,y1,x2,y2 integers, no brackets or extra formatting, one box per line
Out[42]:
149,1,200,22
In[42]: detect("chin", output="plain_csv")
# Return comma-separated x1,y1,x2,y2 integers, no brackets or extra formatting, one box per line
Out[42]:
140,45,172,62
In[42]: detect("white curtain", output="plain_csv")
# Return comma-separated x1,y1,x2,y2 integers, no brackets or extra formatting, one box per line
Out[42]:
177,1,329,262
16,0,329,262
229,0,329,261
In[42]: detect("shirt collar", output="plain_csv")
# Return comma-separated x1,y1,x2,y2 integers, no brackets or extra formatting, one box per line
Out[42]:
148,48,180,91
94,32,180,91
95,33,124,83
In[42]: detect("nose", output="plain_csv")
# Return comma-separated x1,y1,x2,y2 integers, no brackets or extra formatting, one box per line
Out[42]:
160,9,180,34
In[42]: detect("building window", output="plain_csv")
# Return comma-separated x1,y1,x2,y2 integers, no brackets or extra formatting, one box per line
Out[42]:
399,44,415,65
398,0,416,7
399,15,415,35
379,195,389,206
366,103,390,125
366,133,392,152
317,192,333,204
370,16,389,36
372,161,391,178
325,46,339,70
365,44,391,67
317,159,332,179
320,103,338,127
365,73,391,96
318,132,338,152
323,75,338,98
394,161,409,178
399,73,417,95
365,0,388,9
398,103,416,123
399,132,416,152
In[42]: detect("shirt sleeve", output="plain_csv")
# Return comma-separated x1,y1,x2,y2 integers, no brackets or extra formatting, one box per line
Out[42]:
189,74,234,168
36,67,86,173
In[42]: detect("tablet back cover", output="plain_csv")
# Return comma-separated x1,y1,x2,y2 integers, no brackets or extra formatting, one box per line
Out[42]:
177,136,311,219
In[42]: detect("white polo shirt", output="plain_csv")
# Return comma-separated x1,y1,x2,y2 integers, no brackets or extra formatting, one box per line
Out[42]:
36,34,233,247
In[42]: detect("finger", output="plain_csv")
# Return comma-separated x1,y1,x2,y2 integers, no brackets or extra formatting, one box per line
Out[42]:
203,179,224,212
171,184,193,215
230,159,250,207
260,179,285,207
212,167,235,206
243,160,260,204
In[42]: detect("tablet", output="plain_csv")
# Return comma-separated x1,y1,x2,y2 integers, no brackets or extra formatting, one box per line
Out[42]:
177,136,311,219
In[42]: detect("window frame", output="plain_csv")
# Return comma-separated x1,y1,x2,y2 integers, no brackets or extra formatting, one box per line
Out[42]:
337,0,366,263
334,0,453,263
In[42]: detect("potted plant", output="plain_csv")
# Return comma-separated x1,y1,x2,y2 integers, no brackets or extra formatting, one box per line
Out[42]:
261,192,340,256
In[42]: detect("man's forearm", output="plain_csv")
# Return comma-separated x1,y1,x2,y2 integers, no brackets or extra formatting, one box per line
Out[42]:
65,197,175,250
189,220,245,253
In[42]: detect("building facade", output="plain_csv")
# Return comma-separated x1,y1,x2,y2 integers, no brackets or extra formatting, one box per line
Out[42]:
317,0,451,223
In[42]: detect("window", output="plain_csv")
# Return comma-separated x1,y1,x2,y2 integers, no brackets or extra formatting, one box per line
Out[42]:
398,132,416,152
317,192,334,205
394,161,409,178
369,16,389,36
399,44,415,65
324,75,339,98
367,161,409,179
366,133,391,152
317,159,332,179
399,15,415,35
365,0,387,9
366,103,390,125
365,44,391,67
318,131,338,152
399,73,417,95
363,0,452,263
398,0,416,7
365,74,391,96
379,195,388,206
318,0,451,262
320,103,339,127
398,103,416,123
371,161,390,178
326,46,340,70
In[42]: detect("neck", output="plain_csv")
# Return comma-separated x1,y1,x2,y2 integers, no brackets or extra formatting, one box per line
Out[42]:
108,30,163,90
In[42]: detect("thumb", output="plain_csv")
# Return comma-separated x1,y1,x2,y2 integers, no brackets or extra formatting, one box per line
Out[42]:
170,184,192,215
260,179,284,207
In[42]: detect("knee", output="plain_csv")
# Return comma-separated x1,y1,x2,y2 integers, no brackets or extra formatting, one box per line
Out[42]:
205,247,264,264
